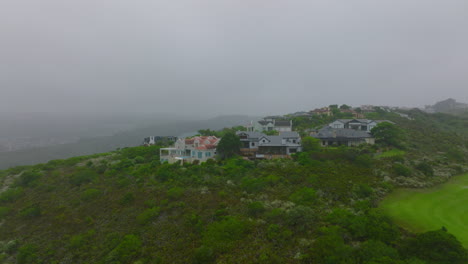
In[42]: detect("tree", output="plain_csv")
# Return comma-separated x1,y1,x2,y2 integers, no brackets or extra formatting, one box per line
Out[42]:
400,229,468,264
216,132,242,159
371,122,405,148
340,104,351,110
302,136,321,152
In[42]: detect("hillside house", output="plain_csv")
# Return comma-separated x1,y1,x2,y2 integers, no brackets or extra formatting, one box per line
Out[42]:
142,136,178,146
236,131,302,159
328,119,394,132
311,127,375,147
247,118,293,133
160,136,219,164
310,107,332,116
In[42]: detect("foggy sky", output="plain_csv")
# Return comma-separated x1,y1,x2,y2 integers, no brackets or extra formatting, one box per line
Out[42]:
1,0,468,116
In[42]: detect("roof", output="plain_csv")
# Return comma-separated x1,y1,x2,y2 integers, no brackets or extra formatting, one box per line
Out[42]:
274,120,291,127
236,131,264,139
185,136,219,149
279,131,300,138
313,127,373,139
258,120,274,126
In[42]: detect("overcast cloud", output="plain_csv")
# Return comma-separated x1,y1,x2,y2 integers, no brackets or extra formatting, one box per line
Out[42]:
1,0,468,116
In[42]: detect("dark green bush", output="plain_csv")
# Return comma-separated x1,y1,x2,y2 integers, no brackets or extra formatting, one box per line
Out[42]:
202,217,249,253
69,168,99,186
0,206,10,220
0,187,23,203
14,170,42,187
105,234,142,263
80,188,102,201
19,204,42,218
289,187,317,206
17,244,39,264
416,161,434,177
393,164,412,177
136,207,161,225
247,201,265,217
167,187,184,200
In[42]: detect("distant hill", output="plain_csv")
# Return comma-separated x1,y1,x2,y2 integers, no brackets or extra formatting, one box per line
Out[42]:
0,115,254,169
425,98,468,114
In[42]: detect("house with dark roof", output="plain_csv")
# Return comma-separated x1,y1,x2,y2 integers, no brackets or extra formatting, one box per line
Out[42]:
236,131,302,159
247,118,293,133
311,127,375,147
328,119,394,132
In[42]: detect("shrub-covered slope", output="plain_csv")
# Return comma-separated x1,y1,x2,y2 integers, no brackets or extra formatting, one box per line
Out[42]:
0,110,467,264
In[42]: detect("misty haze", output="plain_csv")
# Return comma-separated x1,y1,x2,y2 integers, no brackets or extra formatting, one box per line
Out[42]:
1,1,468,263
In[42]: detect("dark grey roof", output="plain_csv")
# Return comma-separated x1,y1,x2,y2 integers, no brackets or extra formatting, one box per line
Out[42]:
274,120,291,127
258,120,274,126
279,131,300,138
313,127,373,139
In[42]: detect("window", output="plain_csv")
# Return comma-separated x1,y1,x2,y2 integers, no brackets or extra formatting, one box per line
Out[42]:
292,140,296,143
198,152,203,159
251,142,255,147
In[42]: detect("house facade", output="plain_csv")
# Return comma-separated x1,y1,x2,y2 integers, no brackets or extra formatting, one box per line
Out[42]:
311,127,375,147
247,118,293,133
236,131,302,159
160,136,219,164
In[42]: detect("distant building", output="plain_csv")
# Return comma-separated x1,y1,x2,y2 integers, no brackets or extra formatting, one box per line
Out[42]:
359,105,376,113
160,136,219,164
247,118,293,133
236,131,302,159
142,136,178,146
328,119,394,132
339,109,365,119
310,107,332,116
311,127,375,147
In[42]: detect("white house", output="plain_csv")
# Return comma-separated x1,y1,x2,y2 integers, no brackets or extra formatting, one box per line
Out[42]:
328,119,394,132
160,136,219,164
236,131,302,159
247,118,293,133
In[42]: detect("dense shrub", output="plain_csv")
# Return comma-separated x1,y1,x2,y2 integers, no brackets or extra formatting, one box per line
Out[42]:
202,217,249,253
393,164,412,177
0,187,23,203
246,201,265,217
167,187,184,200
0,206,10,220
69,168,99,186
16,244,39,264
415,161,434,177
14,170,42,187
289,187,317,206
80,188,102,201
240,177,266,193
136,207,161,225
105,234,142,263
400,229,468,264
19,204,42,218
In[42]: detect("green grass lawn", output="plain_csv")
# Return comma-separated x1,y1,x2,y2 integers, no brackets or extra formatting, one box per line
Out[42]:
380,173,468,247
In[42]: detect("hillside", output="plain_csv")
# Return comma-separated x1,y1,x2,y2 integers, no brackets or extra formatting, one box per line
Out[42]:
0,110,467,263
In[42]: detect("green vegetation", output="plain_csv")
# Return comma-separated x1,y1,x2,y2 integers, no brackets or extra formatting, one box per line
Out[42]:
215,131,241,159
380,173,468,247
0,109,467,263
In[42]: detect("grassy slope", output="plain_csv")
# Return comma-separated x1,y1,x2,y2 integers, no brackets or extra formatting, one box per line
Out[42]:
380,173,468,246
